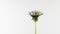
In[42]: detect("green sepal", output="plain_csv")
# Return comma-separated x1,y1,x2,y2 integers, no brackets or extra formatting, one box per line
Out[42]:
32,16,38,22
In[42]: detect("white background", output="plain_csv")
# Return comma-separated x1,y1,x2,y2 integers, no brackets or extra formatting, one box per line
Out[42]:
0,0,60,34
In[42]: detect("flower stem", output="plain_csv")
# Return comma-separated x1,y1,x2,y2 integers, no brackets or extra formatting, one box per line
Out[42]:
34,22,37,34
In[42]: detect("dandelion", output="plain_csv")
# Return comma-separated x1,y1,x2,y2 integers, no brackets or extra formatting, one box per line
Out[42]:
29,10,43,22
29,10,43,34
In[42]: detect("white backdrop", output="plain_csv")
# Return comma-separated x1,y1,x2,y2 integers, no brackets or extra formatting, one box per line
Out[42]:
0,0,60,34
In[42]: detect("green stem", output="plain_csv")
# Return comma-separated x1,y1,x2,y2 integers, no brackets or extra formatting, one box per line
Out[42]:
34,22,37,34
